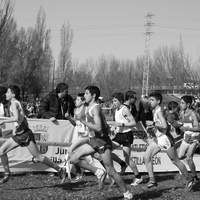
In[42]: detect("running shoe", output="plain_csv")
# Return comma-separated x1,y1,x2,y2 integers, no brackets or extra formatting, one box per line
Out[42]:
123,191,133,200
98,169,107,190
0,173,11,184
184,178,195,192
142,180,157,190
70,173,84,183
120,164,128,175
58,167,67,184
131,176,143,186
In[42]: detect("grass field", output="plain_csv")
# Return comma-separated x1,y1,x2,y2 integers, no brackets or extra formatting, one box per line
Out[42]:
0,171,200,200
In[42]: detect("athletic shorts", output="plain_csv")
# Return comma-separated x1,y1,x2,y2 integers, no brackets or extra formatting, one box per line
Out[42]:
180,140,199,151
112,131,133,146
154,134,173,151
87,136,112,154
12,128,36,147
183,132,200,144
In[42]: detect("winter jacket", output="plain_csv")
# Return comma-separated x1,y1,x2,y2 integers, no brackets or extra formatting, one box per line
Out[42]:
38,90,75,119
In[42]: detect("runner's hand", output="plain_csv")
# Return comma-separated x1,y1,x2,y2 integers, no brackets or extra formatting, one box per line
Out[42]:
65,112,69,119
146,120,154,127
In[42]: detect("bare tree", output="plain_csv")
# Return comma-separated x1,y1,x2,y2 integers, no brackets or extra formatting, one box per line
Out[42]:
0,0,14,36
94,55,127,98
0,1,17,85
177,36,200,95
151,41,200,96
71,62,94,89
57,21,73,83
134,56,145,89
12,7,53,99
152,45,184,89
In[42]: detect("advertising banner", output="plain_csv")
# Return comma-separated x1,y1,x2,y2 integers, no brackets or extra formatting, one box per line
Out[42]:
0,119,200,173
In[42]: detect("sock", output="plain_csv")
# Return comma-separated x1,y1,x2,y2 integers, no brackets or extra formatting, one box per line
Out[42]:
75,165,82,175
149,177,155,182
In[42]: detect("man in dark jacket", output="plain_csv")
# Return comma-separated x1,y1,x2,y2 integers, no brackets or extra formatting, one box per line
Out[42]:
38,83,75,120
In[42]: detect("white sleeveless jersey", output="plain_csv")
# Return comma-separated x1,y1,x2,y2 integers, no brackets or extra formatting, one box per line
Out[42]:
74,106,86,134
153,106,164,137
85,104,98,138
115,106,132,133
153,106,162,124
85,103,109,138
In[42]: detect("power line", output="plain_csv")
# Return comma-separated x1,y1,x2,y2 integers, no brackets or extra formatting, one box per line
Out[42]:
48,24,200,34
155,24,200,31
47,22,200,32
15,14,200,23
72,24,143,30
155,15,200,22
50,32,200,39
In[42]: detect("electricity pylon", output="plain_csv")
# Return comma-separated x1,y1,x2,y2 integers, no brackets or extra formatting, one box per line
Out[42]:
142,12,154,96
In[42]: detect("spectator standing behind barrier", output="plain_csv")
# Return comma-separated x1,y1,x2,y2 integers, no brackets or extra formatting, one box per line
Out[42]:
34,97,41,118
38,83,75,120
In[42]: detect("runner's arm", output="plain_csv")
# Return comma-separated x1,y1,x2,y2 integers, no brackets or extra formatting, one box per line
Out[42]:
155,111,167,130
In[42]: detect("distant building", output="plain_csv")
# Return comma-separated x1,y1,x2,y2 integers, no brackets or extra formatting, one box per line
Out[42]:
183,83,199,89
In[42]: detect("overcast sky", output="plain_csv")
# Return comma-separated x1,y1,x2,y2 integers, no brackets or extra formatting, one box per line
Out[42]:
13,0,200,64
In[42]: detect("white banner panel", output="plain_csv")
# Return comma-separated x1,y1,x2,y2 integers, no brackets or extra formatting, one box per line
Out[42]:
0,118,76,173
0,119,200,173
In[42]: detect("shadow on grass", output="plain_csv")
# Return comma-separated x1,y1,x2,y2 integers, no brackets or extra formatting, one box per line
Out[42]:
191,180,200,192
105,188,172,200
123,172,177,185
3,180,72,191
135,189,169,200
62,179,97,191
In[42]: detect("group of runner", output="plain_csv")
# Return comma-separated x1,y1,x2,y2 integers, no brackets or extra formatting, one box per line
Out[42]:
64,88,200,199
0,85,199,200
